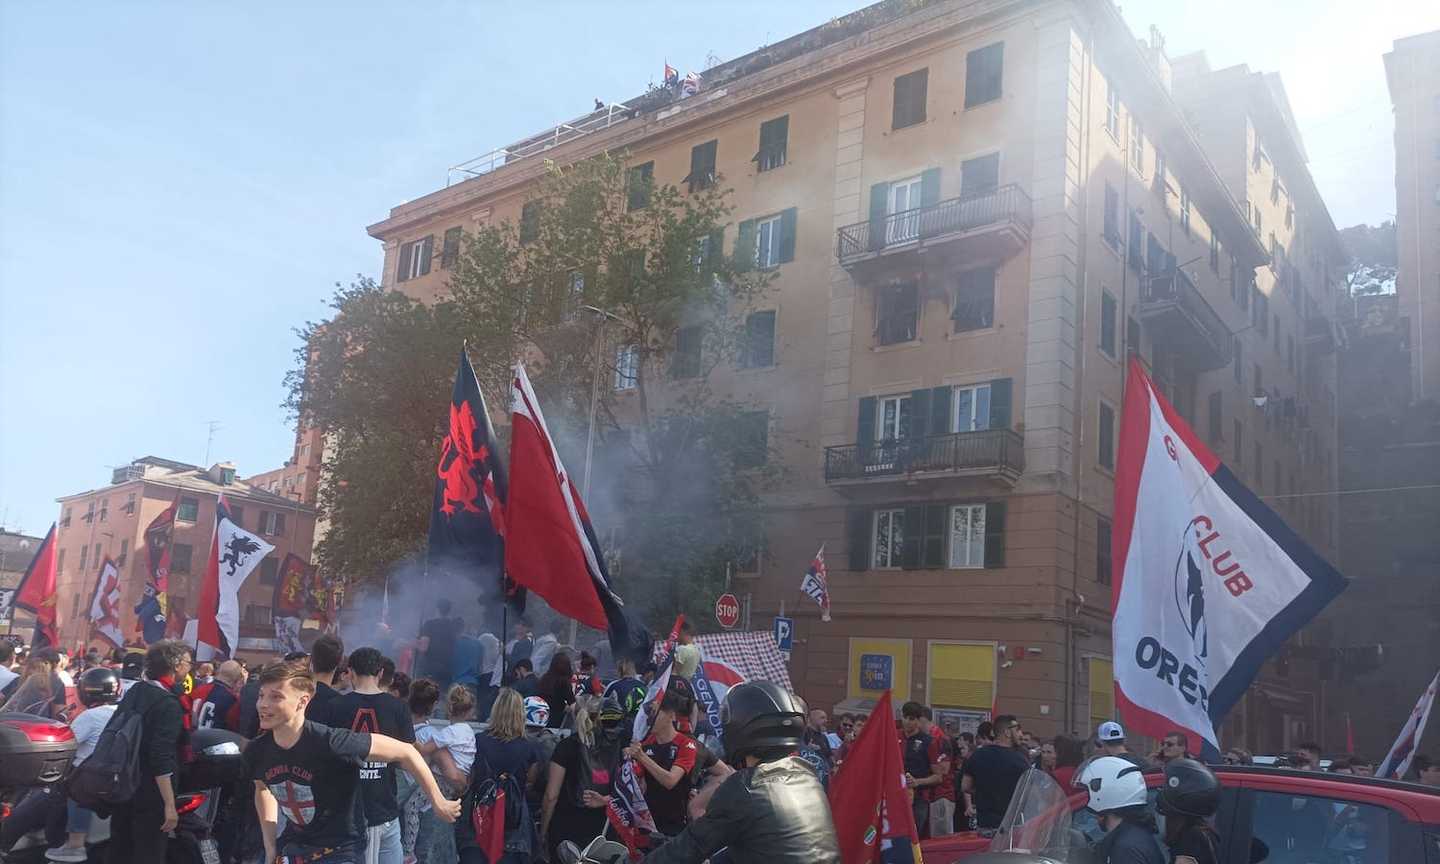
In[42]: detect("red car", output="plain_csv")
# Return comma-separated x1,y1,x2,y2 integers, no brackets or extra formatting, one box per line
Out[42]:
921,766,1440,863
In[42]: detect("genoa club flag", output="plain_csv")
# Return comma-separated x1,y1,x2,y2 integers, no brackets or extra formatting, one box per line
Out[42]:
13,523,59,648
427,348,509,615
1112,357,1346,754
86,558,125,649
800,545,832,621
137,499,177,643
196,496,274,660
1377,667,1438,780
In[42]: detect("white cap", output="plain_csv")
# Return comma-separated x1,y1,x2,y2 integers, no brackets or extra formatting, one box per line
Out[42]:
1097,720,1126,743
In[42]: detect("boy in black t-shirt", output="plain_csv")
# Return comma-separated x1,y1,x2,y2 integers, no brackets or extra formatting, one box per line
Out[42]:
626,692,699,836
321,647,416,864
961,714,1031,830
246,658,460,864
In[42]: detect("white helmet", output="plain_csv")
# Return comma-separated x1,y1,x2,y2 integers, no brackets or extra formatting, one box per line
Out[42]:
1079,755,1148,813
524,696,551,728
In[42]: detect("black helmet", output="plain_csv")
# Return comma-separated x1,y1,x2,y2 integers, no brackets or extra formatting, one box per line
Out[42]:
719,680,806,764
78,666,122,708
1157,757,1220,818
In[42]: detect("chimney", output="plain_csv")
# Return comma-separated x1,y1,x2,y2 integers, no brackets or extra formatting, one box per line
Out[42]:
209,462,237,486
1142,25,1172,93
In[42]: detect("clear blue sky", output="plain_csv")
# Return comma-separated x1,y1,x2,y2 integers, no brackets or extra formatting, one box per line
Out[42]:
2,0,1436,535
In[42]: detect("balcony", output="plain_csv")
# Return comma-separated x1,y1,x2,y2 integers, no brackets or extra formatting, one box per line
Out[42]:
836,185,1032,274
1305,315,1336,354
1137,267,1233,372
824,429,1025,487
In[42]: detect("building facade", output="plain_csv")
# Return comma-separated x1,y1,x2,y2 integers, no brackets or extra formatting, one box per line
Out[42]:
1385,30,1440,404
364,0,1342,748
1,529,45,634
53,456,317,660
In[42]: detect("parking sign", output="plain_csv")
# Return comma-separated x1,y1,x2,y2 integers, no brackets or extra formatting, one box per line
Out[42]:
773,616,794,651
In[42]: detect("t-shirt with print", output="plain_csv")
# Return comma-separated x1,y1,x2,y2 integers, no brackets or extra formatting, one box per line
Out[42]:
322,691,414,827
926,727,956,802
904,732,933,787
640,731,698,835
244,721,372,855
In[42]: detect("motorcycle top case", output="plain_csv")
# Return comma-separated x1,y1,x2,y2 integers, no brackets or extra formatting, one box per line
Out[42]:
0,712,77,788
178,727,247,792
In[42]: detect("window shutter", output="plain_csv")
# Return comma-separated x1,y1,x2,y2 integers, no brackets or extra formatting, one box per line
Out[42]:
857,396,877,447
988,378,1013,429
275,513,287,537
922,504,946,568
419,235,433,276
396,242,413,283
735,219,757,271
778,207,798,263
909,388,932,441
848,510,872,572
706,230,724,273
869,182,890,250
901,505,924,569
930,386,953,435
984,501,1007,568
920,168,941,207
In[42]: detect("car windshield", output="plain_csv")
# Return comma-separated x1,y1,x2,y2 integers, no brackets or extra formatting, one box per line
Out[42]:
987,768,1079,858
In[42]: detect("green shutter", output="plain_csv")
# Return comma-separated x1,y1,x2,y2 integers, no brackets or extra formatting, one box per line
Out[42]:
901,506,924,569
931,386,953,435
735,219,757,271
923,504,947,568
419,235,433,276
857,397,876,447
396,242,412,283
909,388,932,441
869,182,890,251
984,501,1006,568
848,510,872,571
778,207,798,263
989,378,1013,429
707,230,724,272
921,167,941,206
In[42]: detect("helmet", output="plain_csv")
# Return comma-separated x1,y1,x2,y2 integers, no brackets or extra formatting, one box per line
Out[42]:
1157,758,1220,818
1079,755,1149,813
719,680,806,764
78,666,122,708
523,696,551,728
598,695,625,725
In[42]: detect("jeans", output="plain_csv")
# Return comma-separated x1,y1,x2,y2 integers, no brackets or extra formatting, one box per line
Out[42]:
365,818,403,864
65,800,95,835
0,785,65,852
911,796,930,840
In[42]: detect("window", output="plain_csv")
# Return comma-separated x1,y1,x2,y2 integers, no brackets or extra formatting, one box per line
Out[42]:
1098,401,1116,470
948,504,987,568
56,548,65,576
1245,792,1393,862
892,67,928,130
1254,363,1263,396
441,226,462,269
887,175,924,243
876,394,912,441
98,499,108,522
741,311,776,368
952,384,992,433
755,115,788,172
93,543,101,571
1285,204,1294,229
1100,290,1118,357
1253,203,1263,235
125,492,137,514
1096,517,1113,585
1129,115,1144,174
1127,316,1140,357
1209,232,1220,272
244,605,272,627
1270,177,1281,205
1105,84,1120,136
672,325,702,378
614,345,639,391
259,556,279,586
742,209,796,268
79,544,88,575
519,201,541,244
117,539,129,567
872,509,905,569
1154,149,1167,192
172,543,193,575
84,502,95,522
1179,188,1191,234
875,281,919,345
692,231,722,275
952,267,996,332
229,505,244,528
178,496,199,523
260,511,286,537
960,153,1000,197
1256,292,1269,335
1128,209,1144,271
1103,183,1120,247
62,507,71,528
735,411,769,469
686,140,717,192
396,235,433,282
1234,338,1243,385
1208,391,1223,443
568,270,586,310
1234,420,1243,465
626,161,654,211
964,43,1004,107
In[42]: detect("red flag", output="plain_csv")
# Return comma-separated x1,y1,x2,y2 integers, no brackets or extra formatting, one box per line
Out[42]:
13,523,58,648
828,690,920,864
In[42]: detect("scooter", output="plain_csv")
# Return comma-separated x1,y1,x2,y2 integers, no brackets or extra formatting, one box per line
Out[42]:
557,835,631,864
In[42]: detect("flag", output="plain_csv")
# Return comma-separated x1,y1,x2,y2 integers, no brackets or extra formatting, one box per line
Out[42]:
828,690,921,864
1377,667,1438,780
139,500,177,643
428,348,510,623
272,552,312,618
506,362,650,663
609,615,682,861
196,496,275,660
691,652,724,749
651,614,685,668
86,558,125,648
1112,357,1347,755
0,587,14,625
680,71,702,97
13,523,58,648
663,63,679,87
801,545,832,622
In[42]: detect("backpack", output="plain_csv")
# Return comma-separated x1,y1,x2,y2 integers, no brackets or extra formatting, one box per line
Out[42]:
68,703,144,815
462,745,534,857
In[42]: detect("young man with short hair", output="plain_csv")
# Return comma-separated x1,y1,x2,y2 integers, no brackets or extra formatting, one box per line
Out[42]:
245,658,459,864
921,706,957,838
510,657,539,698
307,634,345,718
1156,731,1190,767
900,702,942,838
1095,720,1149,769
190,659,245,732
1295,741,1322,771
417,599,462,689
106,640,191,864
604,657,646,717
626,691,700,837
961,714,1030,831
1414,754,1439,787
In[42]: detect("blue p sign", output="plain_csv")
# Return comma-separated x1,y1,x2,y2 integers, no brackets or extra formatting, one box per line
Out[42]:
773,616,794,651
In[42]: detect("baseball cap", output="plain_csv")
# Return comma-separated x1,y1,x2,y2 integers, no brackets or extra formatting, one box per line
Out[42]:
1097,720,1126,743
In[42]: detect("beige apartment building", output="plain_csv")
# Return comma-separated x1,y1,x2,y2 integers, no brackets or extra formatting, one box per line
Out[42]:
1386,30,1440,404
52,456,317,660
364,0,1343,749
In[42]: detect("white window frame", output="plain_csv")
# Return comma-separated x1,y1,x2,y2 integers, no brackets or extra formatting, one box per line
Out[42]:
1129,116,1144,174
1105,85,1120,136
755,213,783,269
401,239,426,280
948,504,987,569
614,345,639,391
952,384,992,433
872,509,905,569
887,175,924,244
260,511,282,536
876,394,911,441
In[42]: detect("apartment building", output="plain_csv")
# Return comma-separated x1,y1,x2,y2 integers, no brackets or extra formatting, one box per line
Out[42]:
1386,30,1440,403
364,0,1341,748
1,529,45,633
52,456,317,657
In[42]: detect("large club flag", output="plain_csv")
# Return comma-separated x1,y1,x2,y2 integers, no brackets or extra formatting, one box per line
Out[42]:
86,558,125,648
196,496,274,660
1377,668,1439,780
137,499,177,643
271,553,313,654
428,348,510,612
13,523,59,648
506,363,650,663
1113,357,1347,754
829,690,921,864
800,545,832,621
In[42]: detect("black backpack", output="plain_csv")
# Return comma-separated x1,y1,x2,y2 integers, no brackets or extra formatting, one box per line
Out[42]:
68,703,144,815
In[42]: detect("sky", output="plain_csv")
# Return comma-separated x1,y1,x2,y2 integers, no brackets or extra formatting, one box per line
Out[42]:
1,0,1436,537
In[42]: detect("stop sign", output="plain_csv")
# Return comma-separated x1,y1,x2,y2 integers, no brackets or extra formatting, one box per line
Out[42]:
714,592,741,629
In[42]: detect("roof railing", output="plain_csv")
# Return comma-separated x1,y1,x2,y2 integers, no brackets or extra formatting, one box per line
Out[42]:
447,101,635,186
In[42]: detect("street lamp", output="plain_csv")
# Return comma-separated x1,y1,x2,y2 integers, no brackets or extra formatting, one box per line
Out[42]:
579,304,626,500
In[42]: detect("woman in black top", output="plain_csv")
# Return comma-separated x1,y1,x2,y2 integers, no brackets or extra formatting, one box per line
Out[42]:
540,695,624,858
1158,758,1222,864
536,651,575,729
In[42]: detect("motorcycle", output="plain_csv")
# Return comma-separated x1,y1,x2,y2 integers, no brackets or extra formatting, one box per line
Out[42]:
964,768,1095,864
556,835,631,864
